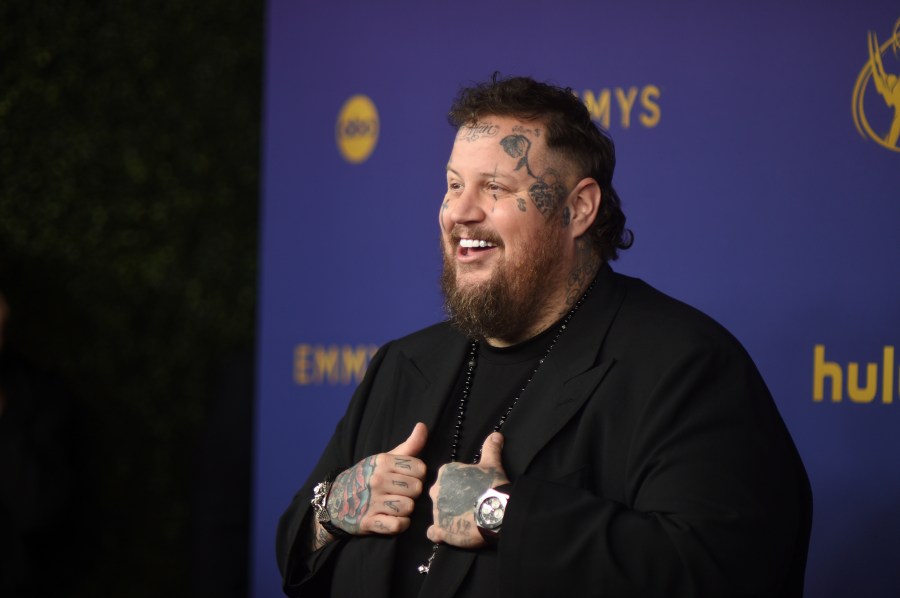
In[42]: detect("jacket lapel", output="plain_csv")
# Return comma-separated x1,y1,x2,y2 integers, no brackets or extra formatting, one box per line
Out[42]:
400,331,470,434
502,265,627,476
404,335,482,597
359,331,475,598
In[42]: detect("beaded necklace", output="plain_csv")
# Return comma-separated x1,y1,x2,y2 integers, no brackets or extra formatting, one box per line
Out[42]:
417,281,594,575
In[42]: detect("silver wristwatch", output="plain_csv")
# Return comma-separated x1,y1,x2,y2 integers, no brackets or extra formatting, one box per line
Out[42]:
474,484,512,542
311,469,349,538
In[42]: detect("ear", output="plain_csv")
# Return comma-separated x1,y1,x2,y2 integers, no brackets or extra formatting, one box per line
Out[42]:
565,177,601,239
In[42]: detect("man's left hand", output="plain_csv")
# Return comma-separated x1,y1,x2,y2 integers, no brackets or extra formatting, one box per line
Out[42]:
426,432,509,548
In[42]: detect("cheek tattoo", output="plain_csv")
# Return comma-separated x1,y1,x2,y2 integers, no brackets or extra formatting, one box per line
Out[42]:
499,132,567,218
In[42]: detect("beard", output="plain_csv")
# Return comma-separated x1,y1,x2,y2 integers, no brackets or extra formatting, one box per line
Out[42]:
440,222,563,343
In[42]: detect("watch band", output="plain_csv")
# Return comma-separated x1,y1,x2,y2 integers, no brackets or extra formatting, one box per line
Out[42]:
311,468,350,538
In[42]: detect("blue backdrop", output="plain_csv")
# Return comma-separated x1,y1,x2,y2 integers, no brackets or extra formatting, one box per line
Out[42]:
253,1,900,595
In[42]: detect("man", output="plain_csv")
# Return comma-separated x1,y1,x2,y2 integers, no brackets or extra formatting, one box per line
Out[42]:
276,75,812,597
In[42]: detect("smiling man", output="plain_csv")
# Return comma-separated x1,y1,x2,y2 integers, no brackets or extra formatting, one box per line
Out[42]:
440,114,595,348
276,75,812,598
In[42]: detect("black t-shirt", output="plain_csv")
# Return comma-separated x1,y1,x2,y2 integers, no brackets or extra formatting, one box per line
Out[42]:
391,323,560,596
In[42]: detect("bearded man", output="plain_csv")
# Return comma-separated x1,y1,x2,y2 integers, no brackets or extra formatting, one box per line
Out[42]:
276,75,812,598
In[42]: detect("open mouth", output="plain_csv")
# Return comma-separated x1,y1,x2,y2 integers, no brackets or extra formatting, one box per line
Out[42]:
458,238,498,256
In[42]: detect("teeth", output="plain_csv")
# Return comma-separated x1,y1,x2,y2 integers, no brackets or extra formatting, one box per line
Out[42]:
459,239,497,248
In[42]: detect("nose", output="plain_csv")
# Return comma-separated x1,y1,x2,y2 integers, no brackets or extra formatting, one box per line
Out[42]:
442,187,486,230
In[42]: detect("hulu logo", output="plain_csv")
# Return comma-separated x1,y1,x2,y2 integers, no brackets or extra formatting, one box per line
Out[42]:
813,345,896,403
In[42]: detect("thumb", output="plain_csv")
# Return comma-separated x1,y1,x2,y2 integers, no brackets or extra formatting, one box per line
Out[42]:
391,422,428,456
478,432,505,468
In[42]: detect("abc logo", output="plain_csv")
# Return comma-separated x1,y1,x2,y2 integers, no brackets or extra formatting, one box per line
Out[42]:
336,95,379,163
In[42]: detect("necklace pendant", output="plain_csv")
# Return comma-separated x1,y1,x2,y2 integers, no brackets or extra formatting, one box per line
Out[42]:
418,544,439,575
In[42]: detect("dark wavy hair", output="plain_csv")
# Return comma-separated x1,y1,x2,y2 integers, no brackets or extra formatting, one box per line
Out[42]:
448,74,633,261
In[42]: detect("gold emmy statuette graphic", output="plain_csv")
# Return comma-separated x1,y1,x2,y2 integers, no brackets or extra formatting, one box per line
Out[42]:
852,17,900,152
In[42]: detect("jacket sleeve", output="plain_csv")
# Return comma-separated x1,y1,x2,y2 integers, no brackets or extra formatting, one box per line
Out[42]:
497,344,811,598
275,342,393,596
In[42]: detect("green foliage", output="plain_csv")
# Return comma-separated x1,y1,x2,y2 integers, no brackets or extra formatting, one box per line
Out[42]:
0,1,262,595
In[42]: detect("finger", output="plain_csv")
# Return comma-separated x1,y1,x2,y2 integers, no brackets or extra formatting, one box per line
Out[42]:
478,431,505,469
384,473,423,497
368,464,425,499
426,524,443,543
384,423,428,479
428,477,439,502
390,422,428,456
375,494,416,518
383,453,426,480
365,514,411,535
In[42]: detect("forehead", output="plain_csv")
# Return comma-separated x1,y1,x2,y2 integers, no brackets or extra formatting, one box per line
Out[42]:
448,116,550,171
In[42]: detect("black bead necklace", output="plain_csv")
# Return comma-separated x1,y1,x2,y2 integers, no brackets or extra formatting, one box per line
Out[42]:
417,281,594,575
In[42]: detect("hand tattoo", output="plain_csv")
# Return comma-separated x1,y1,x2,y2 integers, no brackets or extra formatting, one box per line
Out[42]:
312,524,332,551
327,456,376,534
436,465,496,528
434,464,497,548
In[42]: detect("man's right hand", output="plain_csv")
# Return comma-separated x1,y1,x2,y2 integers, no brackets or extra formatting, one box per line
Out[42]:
324,422,428,537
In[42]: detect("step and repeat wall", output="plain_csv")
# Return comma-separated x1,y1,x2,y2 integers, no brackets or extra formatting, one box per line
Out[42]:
253,1,899,595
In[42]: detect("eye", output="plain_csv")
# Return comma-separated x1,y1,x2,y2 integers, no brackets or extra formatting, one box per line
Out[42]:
448,181,463,192
486,182,504,193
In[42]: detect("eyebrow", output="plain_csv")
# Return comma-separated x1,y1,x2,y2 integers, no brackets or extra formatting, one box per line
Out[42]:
445,165,515,180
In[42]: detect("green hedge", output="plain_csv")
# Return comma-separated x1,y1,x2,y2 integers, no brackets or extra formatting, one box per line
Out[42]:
1,2,263,595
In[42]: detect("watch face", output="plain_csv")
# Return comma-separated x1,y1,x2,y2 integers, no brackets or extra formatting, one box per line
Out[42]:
477,495,505,529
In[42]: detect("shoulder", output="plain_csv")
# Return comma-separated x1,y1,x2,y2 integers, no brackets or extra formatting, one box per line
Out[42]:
369,321,466,371
609,271,751,362
601,272,776,417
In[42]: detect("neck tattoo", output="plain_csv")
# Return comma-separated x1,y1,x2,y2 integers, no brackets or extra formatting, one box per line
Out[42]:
417,281,595,575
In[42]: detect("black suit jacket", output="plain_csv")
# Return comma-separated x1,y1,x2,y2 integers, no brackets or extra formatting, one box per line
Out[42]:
277,265,812,597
